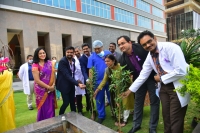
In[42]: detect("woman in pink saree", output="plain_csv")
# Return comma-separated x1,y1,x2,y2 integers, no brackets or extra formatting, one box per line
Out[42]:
32,48,57,121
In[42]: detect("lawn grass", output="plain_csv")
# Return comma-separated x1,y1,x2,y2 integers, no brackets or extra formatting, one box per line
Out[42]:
14,91,199,133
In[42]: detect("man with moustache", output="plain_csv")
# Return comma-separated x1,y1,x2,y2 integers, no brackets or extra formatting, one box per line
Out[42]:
87,40,111,124
117,35,159,133
75,46,82,59
109,42,121,62
123,30,189,133
79,43,92,112
56,46,86,115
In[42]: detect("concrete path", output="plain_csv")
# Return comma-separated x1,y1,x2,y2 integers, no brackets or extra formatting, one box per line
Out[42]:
12,81,23,91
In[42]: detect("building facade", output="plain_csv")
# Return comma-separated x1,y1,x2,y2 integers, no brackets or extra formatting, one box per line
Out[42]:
165,0,200,41
0,0,166,70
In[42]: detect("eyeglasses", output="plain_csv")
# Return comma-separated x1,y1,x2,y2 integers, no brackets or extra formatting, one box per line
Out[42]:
141,39,153,48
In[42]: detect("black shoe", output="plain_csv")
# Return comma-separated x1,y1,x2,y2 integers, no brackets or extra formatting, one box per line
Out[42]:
149,129,156,133
28,106,33,110
97,118,104,124
128,127,141,133
86,107,91,112
191,117,198,128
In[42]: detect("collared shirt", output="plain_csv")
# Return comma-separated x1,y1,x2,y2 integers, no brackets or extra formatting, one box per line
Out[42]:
151,47,167,76
28,63,34,80
69,61,75,78
84,53,92,58
127,51,141,74
87,50,111,84
112,52,116,57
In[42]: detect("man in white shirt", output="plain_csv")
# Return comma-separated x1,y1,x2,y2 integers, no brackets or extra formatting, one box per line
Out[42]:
123,30,190,133
18,55,34,110
75,46,82,59
74,55,85,115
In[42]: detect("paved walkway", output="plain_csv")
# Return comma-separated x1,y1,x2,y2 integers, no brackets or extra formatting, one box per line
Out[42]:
13,81,23,91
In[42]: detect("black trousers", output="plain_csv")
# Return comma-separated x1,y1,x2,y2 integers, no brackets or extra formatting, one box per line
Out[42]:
109,90,117,121
159,83,187,133
133,78,160,130
76,94,83,113
59,89,76,115
85,88,91,111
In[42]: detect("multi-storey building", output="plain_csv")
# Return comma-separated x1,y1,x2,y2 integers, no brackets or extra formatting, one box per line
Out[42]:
165,0,200,41
0,0,166,70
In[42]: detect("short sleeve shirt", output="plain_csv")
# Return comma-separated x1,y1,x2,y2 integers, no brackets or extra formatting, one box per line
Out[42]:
87,50,111,84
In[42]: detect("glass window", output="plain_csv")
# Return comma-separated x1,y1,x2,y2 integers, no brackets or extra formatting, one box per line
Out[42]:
152,6,163,18
39,0,45,4
32,0,38,3
53,0,59,7
29,0,77,11
96,7,99,16
107,10,110,19
71,0,76,11
91,5,95,15
95,1,99,7
114,7,134,25
46,0,52,6
136,0,150,13
82,3,87,13
87,4,91,14
59,0,65,9
117,0,134,6
153,21,164,32
66,0,70,9
81,0,111,19
153,0,163,5
86,0,90,4
185,12,193,29
100,8,103,17
138,15,151,29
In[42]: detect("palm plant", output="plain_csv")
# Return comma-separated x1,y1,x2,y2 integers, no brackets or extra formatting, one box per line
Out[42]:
179,29,200,67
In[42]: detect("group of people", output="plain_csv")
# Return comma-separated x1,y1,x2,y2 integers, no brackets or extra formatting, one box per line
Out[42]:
0,30,190,133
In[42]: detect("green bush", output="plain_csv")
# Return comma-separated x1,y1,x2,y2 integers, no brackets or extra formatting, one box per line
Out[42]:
175,64,200,107
179,29,200,67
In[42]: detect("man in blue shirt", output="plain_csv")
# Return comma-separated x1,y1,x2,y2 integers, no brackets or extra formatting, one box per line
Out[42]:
18,55,34,110
87,40,111,124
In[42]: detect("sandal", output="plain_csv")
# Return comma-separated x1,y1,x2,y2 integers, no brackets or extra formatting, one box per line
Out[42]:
120,121,127,127
114,121,127,127
115,122,120,126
